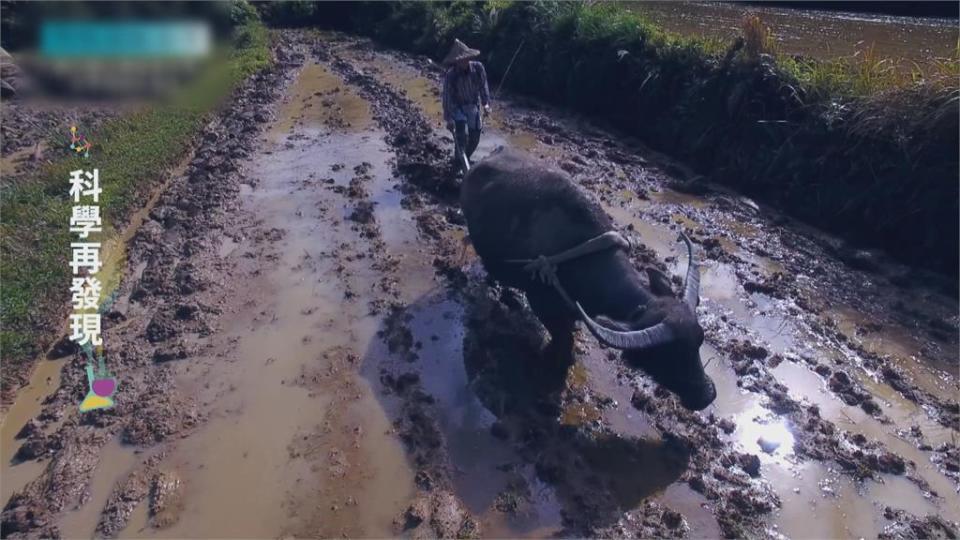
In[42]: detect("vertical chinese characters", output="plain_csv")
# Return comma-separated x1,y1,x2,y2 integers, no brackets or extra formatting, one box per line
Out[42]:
69,169,103,347
67,168,118,411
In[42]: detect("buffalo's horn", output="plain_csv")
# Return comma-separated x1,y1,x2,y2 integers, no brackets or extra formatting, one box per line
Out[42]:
576,302,675,350
679,233,700,309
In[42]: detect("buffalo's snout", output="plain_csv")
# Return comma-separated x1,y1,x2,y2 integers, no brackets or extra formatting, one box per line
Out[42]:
679,377,717,411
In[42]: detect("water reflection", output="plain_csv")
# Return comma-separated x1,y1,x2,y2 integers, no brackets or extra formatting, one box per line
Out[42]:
732,403,796,464
359,289,566,538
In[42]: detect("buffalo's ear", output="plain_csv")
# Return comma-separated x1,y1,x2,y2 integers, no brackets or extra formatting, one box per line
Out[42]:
646,268,675,297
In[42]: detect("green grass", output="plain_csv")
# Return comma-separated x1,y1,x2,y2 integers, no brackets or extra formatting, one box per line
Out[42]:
0,20,270,382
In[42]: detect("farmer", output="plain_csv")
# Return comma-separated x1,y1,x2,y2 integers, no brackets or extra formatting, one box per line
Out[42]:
441,39,491,167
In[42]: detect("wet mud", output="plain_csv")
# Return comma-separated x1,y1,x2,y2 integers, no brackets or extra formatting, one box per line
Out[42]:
1,30,957,539
1,33,297,538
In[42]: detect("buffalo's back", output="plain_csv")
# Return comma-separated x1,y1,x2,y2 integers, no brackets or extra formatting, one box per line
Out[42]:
461,148,612,284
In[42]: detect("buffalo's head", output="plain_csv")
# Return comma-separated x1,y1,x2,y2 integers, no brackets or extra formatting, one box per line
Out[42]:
575,234,717,411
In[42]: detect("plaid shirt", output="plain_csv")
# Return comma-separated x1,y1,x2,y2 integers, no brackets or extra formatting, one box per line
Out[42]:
441,61,490,124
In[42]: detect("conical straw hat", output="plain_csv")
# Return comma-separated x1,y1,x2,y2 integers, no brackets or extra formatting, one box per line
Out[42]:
442,39,480,65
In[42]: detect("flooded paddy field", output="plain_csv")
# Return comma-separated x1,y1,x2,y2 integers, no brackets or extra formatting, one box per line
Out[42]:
624,1,959,65
1,30,957,539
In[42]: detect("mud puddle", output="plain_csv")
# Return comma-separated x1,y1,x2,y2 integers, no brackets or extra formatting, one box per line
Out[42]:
55,439,142,537
323,45,572,535
609,190,960,530
335,34,958,537
0,356,70,506
122,61,424,538
364,290,566,537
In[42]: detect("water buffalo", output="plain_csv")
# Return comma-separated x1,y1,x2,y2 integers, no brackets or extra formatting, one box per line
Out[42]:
460,147,717,411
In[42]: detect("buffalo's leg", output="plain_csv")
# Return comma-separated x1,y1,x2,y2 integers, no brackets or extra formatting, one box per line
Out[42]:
525,287,576,392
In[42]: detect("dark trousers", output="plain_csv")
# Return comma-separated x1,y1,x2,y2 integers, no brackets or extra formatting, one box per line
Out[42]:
453,116,481,161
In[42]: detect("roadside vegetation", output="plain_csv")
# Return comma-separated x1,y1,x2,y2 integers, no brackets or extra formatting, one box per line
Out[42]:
261,0,959,279
0,3,269,400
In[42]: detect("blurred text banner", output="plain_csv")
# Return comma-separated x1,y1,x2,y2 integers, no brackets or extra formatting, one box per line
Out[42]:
41,21,211,59
21,20,214,99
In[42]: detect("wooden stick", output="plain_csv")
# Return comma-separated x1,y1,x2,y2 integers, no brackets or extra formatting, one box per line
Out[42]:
495,39,525,100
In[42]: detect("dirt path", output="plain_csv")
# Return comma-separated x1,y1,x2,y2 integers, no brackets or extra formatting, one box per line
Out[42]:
2,31,957,539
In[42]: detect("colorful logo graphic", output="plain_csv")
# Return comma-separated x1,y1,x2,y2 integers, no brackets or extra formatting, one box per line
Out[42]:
70,126,91,158
79,290,118,412
80,357,117,412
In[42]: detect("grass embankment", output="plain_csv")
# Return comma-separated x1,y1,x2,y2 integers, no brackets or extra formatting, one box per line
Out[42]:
0,18,270,400
265,1,959,279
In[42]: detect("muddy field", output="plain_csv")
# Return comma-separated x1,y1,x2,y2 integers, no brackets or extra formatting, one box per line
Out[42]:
1,31,958,539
